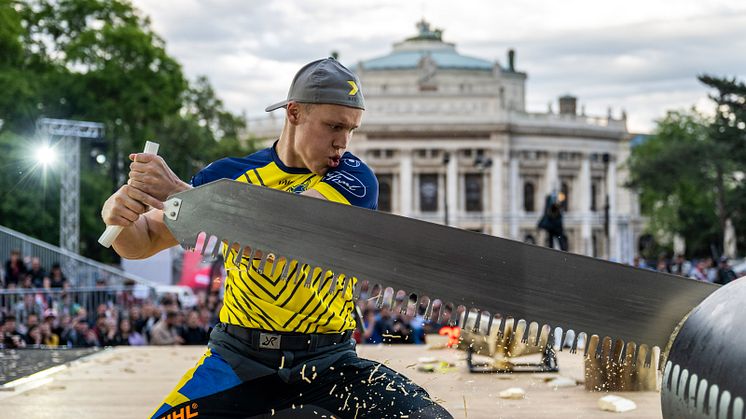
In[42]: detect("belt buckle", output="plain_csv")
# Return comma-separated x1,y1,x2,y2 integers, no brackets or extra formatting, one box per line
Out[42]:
259,332,282,349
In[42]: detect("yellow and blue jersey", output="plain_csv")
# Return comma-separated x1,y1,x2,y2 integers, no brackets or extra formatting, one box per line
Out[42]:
190,142,378,333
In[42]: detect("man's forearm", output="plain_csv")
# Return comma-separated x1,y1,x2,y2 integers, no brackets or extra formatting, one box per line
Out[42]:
112,216,155,259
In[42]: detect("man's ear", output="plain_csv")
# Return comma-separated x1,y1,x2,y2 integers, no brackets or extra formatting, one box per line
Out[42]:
286,102,301,125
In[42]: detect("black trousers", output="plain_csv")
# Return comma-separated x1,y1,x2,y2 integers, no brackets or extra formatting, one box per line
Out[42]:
150,324,452,419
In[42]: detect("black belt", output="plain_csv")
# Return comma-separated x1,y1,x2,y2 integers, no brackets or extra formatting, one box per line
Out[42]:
223,323,352,351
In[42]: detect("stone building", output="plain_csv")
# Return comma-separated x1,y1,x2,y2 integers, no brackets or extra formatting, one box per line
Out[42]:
248,20,643,262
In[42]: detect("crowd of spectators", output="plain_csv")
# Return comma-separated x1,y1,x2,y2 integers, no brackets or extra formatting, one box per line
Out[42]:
1,290,220,349
633,254,741,285
2,248,742,350
3,250,69,290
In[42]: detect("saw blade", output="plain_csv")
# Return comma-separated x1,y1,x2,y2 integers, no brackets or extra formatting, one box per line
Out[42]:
162,179,717,359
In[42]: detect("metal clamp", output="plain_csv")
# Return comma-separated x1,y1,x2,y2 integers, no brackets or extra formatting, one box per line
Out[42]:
164,198,182,221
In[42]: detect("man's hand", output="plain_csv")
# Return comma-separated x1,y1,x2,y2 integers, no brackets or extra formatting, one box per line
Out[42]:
128,153,191,202
101,185,152,227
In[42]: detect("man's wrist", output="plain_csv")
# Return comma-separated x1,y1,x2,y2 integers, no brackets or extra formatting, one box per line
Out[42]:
172,181,192,195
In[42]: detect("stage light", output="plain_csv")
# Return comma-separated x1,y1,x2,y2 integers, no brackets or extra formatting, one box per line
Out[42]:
34,143,57,167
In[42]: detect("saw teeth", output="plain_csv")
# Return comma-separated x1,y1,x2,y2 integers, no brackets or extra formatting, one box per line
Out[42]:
181,236,667,375
193,232,207,254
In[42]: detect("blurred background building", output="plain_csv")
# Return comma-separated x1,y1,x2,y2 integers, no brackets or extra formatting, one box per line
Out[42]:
247,20,643,262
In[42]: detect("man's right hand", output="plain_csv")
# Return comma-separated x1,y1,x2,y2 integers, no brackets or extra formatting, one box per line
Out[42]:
101,185,153,228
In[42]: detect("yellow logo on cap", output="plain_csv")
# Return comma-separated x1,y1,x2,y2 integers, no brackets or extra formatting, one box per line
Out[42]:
347,81,358,96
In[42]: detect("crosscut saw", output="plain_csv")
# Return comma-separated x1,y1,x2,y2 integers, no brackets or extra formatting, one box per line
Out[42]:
162,179,744,419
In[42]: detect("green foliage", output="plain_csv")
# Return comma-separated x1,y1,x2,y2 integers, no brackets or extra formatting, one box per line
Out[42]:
0,0,257,262
0,131,60,244
628,75,746,257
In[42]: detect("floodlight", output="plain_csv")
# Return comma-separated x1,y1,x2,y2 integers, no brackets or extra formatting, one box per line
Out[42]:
34,143,57,166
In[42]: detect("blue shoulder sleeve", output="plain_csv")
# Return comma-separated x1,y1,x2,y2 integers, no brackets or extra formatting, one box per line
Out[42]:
191,148,274,187
318,154,379,210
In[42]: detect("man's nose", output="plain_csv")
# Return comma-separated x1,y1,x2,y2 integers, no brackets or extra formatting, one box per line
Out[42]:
333,131,352,150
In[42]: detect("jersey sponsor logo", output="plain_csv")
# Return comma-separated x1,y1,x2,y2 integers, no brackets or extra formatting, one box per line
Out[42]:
324,170,366,198
160,403,199,419
343,158,360,168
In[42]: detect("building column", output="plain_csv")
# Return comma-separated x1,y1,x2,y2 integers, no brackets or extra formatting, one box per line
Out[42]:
545,151,558,198
579,153,592,256
509,154,520,239
607,155,619,261
399,150,412,217
447,150,458,225
490,150,504,237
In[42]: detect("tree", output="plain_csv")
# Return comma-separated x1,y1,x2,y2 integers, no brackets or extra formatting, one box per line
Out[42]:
627,75,746,258
698,75,746,256
0,0,256,262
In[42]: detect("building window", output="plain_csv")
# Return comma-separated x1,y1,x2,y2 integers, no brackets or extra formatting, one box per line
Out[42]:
523,181,535,212
377,174,392,212
591,178,600,212
561,181,570,212
419,174,438,212
465,174,483,212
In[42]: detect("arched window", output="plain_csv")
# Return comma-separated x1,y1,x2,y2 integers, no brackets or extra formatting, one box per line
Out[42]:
523,181,535,212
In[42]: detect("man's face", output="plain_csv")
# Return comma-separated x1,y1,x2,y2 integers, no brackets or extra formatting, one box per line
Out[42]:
291,103,363,176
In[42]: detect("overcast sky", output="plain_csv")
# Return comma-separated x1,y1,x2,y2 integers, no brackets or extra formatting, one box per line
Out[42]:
131,0,746,133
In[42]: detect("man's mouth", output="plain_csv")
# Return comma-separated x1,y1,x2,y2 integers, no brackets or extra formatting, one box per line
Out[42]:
329,156,341,168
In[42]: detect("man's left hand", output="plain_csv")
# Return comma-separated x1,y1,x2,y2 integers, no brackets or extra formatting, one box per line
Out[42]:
128,153,191,202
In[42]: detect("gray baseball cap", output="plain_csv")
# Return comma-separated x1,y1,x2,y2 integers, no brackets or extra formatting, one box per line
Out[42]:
265,57,365,112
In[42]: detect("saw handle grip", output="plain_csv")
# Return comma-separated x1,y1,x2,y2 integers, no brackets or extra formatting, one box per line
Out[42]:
98,141,160,248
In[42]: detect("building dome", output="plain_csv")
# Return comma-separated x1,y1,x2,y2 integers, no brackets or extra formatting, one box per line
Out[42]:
358,19,497,72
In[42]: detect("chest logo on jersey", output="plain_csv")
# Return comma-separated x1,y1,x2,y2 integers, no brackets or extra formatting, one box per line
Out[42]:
324,170,366,198
343,158,361,168
286,178,313,194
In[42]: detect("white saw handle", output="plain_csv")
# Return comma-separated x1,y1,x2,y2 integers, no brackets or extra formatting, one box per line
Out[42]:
98,141,160,248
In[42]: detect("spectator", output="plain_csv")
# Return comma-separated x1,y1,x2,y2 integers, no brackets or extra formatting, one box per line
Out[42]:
373,306,395,343
56,313,73,343
670,254,691,277
716,257,738,286
22,312,40,335
4,249,27,288
180,310,209,345
705,257,718,282
28,257,47,288
538,193,568,251
49,263,67,289
689,260,709,282
25,324,43,346
39,322,60,347
149,311,184,345
66,319,99,347
633,255,650,270
655,254,670,273
119,318,147,346
2,315,26,348
101,317,129,346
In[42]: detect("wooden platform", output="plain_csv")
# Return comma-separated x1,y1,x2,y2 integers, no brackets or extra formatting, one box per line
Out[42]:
0,345,663,418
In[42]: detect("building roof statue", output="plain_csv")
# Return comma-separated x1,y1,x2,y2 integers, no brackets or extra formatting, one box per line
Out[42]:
358,19,497,71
